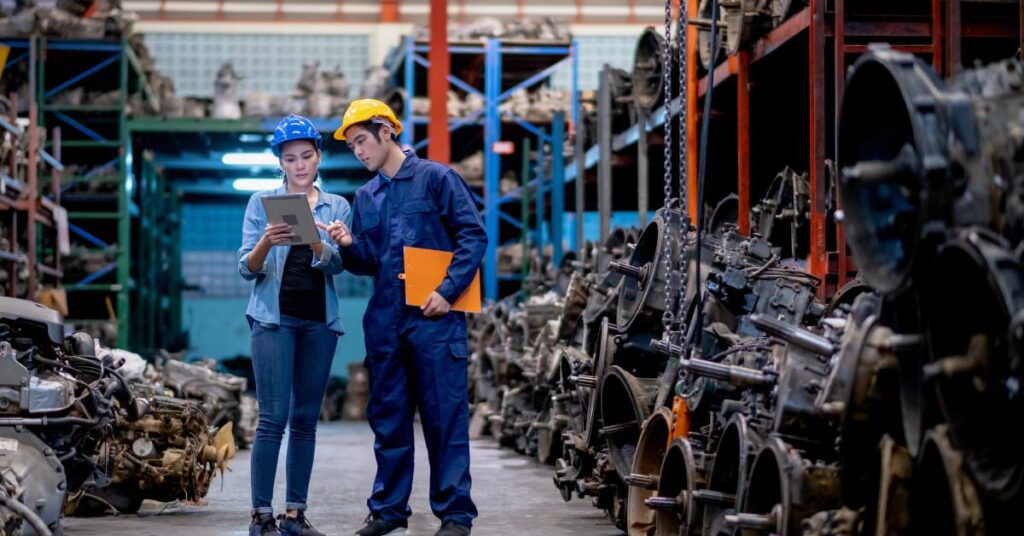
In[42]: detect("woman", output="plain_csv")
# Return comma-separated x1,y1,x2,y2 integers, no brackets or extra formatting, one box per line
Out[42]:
237,114,351,536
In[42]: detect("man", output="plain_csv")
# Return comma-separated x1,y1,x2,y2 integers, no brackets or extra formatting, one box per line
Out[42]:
321,99,485,536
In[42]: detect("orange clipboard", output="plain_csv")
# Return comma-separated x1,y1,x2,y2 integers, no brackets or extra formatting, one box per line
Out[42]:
401,246,482,313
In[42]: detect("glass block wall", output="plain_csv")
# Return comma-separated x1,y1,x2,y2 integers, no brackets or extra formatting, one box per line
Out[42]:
143,33,372,98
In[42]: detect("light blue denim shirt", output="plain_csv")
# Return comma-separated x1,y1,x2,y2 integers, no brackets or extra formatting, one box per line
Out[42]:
238,184,352,334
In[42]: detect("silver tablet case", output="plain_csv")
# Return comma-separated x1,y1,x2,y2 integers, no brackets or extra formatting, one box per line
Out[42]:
260,193,321,246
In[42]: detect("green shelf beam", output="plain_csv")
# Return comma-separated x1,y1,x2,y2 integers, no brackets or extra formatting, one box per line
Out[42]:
67,211,124,219
43,104,121,112
126,116,266,133
65,284,123,292
49,140,121,148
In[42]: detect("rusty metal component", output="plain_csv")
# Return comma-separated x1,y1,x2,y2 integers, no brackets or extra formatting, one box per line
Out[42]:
919,230,1024,501
912,426,986,536
733,436,842,536
617,211,687,333
72,394,235,515
633,27,672,110
626,408,673,535
654,438,705,536
693,0,805,71
871,435,912,536
601,366,659,480
701,415,762,536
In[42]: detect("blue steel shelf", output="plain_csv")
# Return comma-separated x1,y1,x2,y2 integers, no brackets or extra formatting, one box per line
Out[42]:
389,37,578,301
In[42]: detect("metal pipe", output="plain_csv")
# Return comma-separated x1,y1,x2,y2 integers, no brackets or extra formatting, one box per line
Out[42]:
0,492,52,536
691,489,736,506
597,65,612,270
625,473,659,489
574,92,585,254
521,138,531,289
637,106,649,225
552,111,565,265
427,0,450,163
680,358,775,388
725,512,777,530
645,495,684,512
748,313,834,355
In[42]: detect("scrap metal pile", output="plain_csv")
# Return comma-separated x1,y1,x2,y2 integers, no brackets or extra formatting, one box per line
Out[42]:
0,297,238,535
468,46,1024,535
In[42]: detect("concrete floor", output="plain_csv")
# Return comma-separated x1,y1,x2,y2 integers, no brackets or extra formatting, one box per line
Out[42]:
64,421,621,536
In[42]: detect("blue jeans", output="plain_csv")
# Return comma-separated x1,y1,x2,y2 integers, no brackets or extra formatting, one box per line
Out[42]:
250,314,338,513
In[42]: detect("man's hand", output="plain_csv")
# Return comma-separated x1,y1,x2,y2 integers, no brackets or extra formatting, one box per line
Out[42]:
421,291,451,317
317,220,353,247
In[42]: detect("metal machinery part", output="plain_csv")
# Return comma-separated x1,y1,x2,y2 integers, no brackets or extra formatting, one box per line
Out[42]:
0,427,64,536
70,395,235,515
730,436,842,536
912,426,985,536
650,438,706,536
694,0,805,71
838,45,1024,529
632,27,672,110
700,415,760,536
0,296,238,532
601,366,659,481
467,27,1024,536
0,296,123,535
624,408,673,535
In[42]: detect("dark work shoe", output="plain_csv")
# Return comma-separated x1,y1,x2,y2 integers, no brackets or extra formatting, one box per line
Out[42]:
355,515,408,536
250,512,282,536
278,513,326,536
434,522,471,536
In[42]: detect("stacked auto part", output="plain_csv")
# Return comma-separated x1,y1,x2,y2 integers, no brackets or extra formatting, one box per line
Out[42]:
0,297,239,532
466,42,1024,536
0,297,130,535
693,0,806,71
68,390,235,516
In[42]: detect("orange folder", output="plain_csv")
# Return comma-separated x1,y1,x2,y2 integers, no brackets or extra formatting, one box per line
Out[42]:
402,246,482,313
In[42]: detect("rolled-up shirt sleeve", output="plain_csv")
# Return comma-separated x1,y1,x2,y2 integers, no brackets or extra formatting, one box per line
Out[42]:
238,193,268,281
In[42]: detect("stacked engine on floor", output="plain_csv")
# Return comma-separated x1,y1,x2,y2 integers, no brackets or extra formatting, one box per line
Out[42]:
469,45,1024,535
0,297,235,535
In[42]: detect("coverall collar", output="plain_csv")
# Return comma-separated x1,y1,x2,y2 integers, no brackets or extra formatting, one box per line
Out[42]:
371,150,418,193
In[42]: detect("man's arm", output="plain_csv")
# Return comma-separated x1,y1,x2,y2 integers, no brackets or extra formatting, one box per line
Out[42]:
433,170,487,304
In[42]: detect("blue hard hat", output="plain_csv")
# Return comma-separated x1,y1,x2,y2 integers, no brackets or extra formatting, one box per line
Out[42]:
271,114,323,157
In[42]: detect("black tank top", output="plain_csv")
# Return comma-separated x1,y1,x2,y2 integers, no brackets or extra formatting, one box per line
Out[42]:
278,244,326,323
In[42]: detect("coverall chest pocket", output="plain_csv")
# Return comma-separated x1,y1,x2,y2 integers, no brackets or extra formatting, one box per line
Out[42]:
360,209,382,241
402,199,435,241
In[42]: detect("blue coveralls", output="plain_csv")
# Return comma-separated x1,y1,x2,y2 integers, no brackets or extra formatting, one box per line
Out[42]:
340,152,486,527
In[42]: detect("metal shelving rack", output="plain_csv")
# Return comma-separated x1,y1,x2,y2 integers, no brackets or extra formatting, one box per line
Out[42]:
388,36,578,300
132,151,182,354
30,36,164,347
568,0,1022,298
0,38,66,302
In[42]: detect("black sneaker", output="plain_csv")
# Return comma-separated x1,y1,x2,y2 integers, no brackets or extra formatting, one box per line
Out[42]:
434,522,470,536
354,514,408,536
250,512,283,536
278,513,326,536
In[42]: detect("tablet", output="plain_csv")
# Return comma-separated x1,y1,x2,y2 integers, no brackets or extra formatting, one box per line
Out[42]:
260,193,321,245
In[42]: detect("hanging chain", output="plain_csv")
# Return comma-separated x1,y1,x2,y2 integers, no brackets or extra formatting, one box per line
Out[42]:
678,2,688,214
674,0,690,345
660,0,677,333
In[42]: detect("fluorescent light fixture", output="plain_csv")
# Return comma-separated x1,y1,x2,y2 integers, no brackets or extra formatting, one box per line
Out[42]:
238,133,270,143
232,178,282,191
222,152,279,166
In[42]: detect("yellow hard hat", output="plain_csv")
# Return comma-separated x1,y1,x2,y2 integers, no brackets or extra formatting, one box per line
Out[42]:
334,99,403,141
